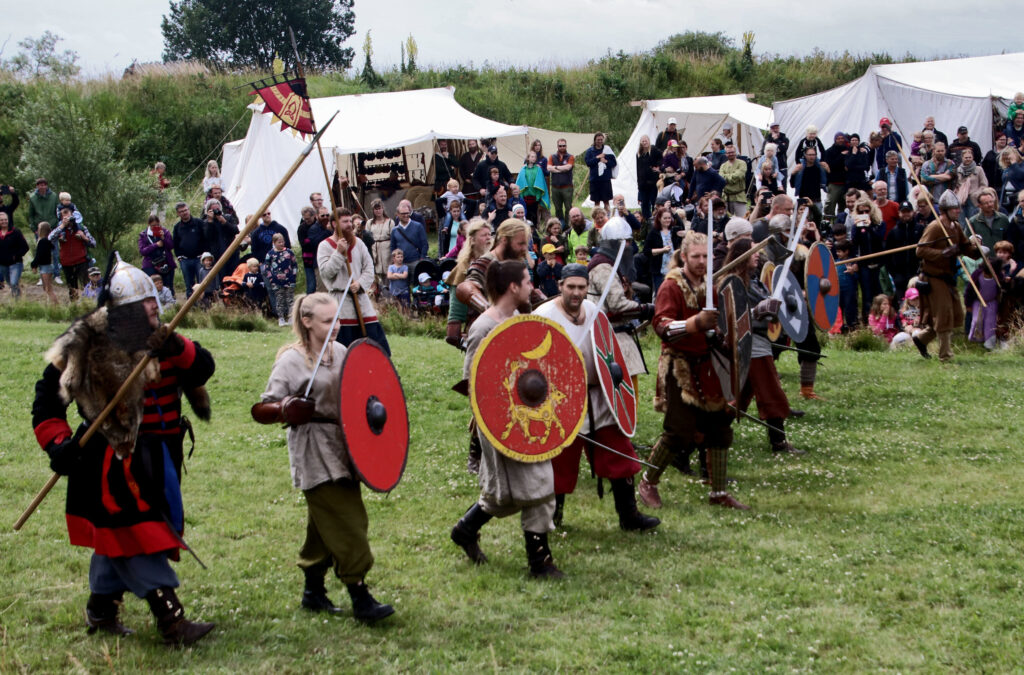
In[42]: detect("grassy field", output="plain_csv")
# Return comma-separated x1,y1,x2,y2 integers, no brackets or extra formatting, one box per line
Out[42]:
1,319,1023,672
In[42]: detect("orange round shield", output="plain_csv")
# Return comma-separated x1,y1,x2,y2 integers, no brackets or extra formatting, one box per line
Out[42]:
470,315,587,462
760,261,782,341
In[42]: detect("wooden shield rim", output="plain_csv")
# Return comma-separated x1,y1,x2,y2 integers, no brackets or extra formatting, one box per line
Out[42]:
338,338,409,492
591,310,637,437
772,266,809,342
805,242,840,332
470,315,587,462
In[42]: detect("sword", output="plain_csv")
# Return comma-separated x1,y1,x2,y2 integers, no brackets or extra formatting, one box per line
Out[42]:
159,512,208,570
580,239,627,337
724,403,784,434
579,434,660,470
773,343,827,359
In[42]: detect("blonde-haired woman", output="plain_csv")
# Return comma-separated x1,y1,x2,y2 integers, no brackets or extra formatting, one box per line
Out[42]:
254,292,394,623
202,160,222,195
445,218,493,346
366,198,392,292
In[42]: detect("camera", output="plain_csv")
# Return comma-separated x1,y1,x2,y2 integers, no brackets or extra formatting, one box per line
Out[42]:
212,208,222,216
0,184,10,196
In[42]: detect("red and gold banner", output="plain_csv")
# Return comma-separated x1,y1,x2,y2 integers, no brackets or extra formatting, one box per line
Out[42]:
249,73,315,136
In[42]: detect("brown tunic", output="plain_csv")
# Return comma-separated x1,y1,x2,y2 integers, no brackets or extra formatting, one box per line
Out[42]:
916,218,978,332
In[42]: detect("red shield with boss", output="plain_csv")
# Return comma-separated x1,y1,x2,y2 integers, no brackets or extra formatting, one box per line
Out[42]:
591,310,637,437
470,315,587,462
338,339,409,492
805,241,840,332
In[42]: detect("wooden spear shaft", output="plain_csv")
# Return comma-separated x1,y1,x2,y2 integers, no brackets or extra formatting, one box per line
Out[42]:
13,113,339,531
713,237,771,282
839,237,945,266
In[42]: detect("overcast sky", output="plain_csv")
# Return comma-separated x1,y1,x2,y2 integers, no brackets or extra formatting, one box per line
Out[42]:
3,0,1017,77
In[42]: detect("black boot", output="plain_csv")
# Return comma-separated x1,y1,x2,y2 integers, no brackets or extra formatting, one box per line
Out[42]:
86,592,134,636
145,587,215,646
552,494,565,528
345,582,394,623
301,560,343,614
524,531,564,579
450,503,493,564
610,478,660,532
767,418,806,455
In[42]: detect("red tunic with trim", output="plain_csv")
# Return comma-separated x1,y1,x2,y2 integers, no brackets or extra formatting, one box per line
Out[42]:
32,336,215,558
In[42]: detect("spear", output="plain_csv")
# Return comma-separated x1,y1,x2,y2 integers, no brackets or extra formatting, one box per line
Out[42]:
13,113,339,531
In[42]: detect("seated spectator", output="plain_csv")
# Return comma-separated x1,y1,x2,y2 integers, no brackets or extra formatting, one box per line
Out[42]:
565,208,591,259
485,186,513,228
151,273,176,308
55,191,82,224
387,249,410,306
573,245,589,265
265,233,297,325
507,184,527,213
867,294,899,342
82,266,103,300
203,160,222,194
0,212,29,299
30,221,58,303
194,251,219,306
891,287,921,348
535,244,562,297
138,214,176,293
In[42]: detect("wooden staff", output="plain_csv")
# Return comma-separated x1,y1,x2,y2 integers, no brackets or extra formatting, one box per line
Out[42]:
713,237,771,282
290,28,366,336
891,134,985,306
13,114,339,532
839,237,944,266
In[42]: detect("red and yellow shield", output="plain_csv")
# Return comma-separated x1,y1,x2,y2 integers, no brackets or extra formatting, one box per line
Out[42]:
591,310,637,437
470,315,587,462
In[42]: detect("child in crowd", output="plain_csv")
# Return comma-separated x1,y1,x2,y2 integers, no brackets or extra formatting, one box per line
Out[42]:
203,160,222,194
1008,92,1024,124
194,252,219,306
444,219,467,259
387,249,410,306
485,167,506,199
30,222,58,303
994,240,1018,281
82,266,103,300
57,192,83,224
535,244,563,297
151,274,175,307
439,179,465,213
265,233,297,326
243,257,266,306
574,245,589,265
834,241,859,332
910,131,924,157
891,286,921,348
868,294,899,342
542,218,567,264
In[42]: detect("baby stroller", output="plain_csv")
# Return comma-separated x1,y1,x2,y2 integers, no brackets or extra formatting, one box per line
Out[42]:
410,259,449,317
221,263,271,316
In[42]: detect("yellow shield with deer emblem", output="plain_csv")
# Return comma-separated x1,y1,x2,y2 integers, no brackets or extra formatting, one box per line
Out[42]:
470,315,587,462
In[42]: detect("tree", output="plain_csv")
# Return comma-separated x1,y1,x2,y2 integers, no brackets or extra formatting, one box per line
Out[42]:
2,31,80,80
404,34,418,74
360,31,382,87
161,0,355,71
18,92,157,254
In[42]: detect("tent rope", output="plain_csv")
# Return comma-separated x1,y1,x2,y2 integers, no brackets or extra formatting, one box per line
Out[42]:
172,109,250,194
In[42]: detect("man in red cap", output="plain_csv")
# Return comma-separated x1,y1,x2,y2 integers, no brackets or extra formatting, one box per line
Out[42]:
876,117,903,173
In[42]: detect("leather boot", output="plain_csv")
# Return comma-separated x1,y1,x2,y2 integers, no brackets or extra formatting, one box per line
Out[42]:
709,492,750,510
552,494,565,528
799,384,826,401
86,592,134,637
451,503,493,564
345,582,394,623
145,587,215,646
301,560,343,614
637,473,662,509
610,478,660,532
524,531,564,579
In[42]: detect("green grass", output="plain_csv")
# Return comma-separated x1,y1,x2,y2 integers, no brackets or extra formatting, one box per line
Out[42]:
2,319,1023,672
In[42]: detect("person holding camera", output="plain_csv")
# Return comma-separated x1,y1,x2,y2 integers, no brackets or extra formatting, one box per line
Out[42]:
48,205,96,301
172,202,212,299
203,198,242,274
138,215,177,295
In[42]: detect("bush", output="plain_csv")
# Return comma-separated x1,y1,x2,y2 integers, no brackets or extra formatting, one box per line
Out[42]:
846,329,889,352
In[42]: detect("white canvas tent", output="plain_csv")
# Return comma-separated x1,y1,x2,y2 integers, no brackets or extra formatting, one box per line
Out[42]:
595,94,773,208
222,87,527,238
494,127,595,166
773,53,1024,168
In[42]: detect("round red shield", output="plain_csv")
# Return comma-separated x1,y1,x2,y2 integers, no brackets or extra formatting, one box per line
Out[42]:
591,310,637,437
805,242,840,332
470,315,587,462
339,339,409,492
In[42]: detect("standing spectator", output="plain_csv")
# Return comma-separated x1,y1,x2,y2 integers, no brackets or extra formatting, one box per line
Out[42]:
983,134,1008,191
644,207,675,294
922,116,948,146
873,181,900,235
50,205,96,300
529,139,549,181
0,212,29,299
548,138,575,226
790,146,827,213
265,233,297,326
845,133,873,192
834,241,859,331
151,162,170,192
968,189,1008,252
584,132,616,212
876,118,903,172
921,142,954,200
365,199,392,293
387,249,410,306
472,145,513,201
823,132,850,217
794,125,826,164
763,122,791,186
296,206,321,295
655,117,682,151
874,151,910,204
440,199,468,258
202,198,242,273
194,252,219,304
848,197,885,322
458,139,484,217
28,178,57,240
884,201,924,302
433,140,458,217
251,209,291,312
203,160,222,194
1005,110,1024,149
172,201,211,299
916,130,935,161
751,194,794,243
516,150,549,226
709,138,726,169
389,202,428,265
242,258,267,307
30,222,58,303
690,157,726,203
1006,191,1024,266
636,135,663,223
719,144,748,217
755,143,780,189
954,148,988,223
999,147,1024,212
948,126,983,167
138,214,177,293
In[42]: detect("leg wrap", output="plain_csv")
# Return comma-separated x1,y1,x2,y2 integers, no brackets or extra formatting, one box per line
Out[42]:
767,417,786,447
643,435,673,484
799,360,817,386
706,447,729,494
